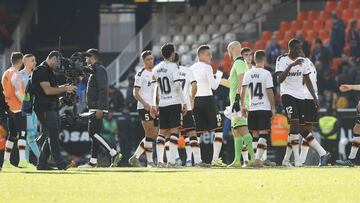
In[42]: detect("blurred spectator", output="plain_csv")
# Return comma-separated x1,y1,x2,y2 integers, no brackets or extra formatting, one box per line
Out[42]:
296,32,310,57
337,54,357,85
0,22,12,52
108,85,125,112
311,39,332,73
329,13,345,57
335,95,349,109
348,20,360,58
321,89,336,109
266,35,282,67
220,52,232,77
125,74,137,112
102,111,119,150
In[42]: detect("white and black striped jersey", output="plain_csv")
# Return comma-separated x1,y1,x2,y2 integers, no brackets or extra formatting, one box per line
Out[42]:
179,65,196,111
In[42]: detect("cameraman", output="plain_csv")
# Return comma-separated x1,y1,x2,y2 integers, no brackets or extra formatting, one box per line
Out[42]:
31,51,76,170
78,49,121,168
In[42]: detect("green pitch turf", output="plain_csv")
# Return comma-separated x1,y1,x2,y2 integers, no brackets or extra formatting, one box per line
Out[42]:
1,167,359,203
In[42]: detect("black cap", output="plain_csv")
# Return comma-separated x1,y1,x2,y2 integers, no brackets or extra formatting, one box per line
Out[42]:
83,48,99,58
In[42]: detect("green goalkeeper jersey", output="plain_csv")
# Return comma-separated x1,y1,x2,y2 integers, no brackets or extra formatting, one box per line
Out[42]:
229,56,249,105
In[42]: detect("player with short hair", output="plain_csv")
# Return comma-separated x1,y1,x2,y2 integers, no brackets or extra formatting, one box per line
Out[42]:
276,39,319,167
241,47,253,69
335,84,360,166
241,50,276,167
299,57,330,166
150,43,187,168
128,50,158,167
226,41,255,168
190,45,224,167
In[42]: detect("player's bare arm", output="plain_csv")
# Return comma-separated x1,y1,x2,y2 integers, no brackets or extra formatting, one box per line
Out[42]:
339,84,360,92
133,87,150,111
277,59,304,83
150,75,158,118
304,74,320,110
190,81,197,110
240,84,248,117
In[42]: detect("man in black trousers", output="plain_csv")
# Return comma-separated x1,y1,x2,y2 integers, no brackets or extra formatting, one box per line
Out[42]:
78,48,122,168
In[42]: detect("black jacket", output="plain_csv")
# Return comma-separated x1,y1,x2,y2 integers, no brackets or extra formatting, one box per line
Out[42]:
86,62,109,110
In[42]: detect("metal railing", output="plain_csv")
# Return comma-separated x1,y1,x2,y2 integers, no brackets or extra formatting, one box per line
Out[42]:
106,17,164,86
0,0,36,75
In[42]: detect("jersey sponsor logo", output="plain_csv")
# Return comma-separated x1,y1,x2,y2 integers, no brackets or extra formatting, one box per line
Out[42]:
287,70,302,77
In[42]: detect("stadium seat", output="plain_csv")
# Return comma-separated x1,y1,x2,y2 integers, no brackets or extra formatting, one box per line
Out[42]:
160,35,171,44
270,0,281,5
319,29,330,40
152,45,161,56
248,3,258,13
199,33,211,43
181,25,193,35
302,20,313,30
223,4,233,14
342,9,354,22
194,25,206,35
325,20,333,30
207,0,217,5
349,0,359,9
185,7,196,16
224,33,237,43
273,31,284,40
355,9,360,19
284,30,296,41
207,24,219,34
198,6,208,16
185,34,197,44
236,4,247,13
334,9,343,19
241,13,253,23
220,24,232,33
325,1,336,12
178,44,190,55
337,1,348,10
279,21,291,33
306,30,318,43
189,16,201,25
260,2,273,13
298,29,308,39
203,15,214,25
176,16,187,26
168,26,178,36
312,20,324,31
232,23,245,34
241,41,252,48
211,5,222,15
255,41,266,50
319,11,330,21
290,21,302,32
308,10,318,20
297,11,308,21
278,40,288,49
181,54,192,66
261,31,272,42
219,0,228,6
228,13,241,24
173,35,184,45
244,22,256,33
215,14,227,24
244,0,253,5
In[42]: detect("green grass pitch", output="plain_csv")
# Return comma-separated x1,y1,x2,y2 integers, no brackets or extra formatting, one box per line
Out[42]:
1,167,360,203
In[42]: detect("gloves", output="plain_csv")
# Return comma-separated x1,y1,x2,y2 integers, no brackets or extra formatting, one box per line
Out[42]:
232,93,241,112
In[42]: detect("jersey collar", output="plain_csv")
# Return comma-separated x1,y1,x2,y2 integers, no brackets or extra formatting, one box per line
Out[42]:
235,56,244,62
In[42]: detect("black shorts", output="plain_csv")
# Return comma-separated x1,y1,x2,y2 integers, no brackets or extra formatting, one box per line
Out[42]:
13,112,26,132
181,110,196,131
159,104,181,129
281,94,305,124
248,110,272,131
138,109,158,127
193,96,222,132
304,99,318,124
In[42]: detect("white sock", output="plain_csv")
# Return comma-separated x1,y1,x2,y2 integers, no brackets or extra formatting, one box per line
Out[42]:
165,140,170,163
212,132,223,161
252,141,258,154
185,137,192,162
18,139,26,161
306,133,326,156
134,138,145,158
242,145,249,163
190,137,201,164
261,149,267,161
169,134,179,164
90,158,97,165
283,136,292,162
349,136,360,159
109,149,117,157
290,134,301,164
4,140,14,161
300,141,309,164
256,138,267,160
144,138,154,163
156,135,165,163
